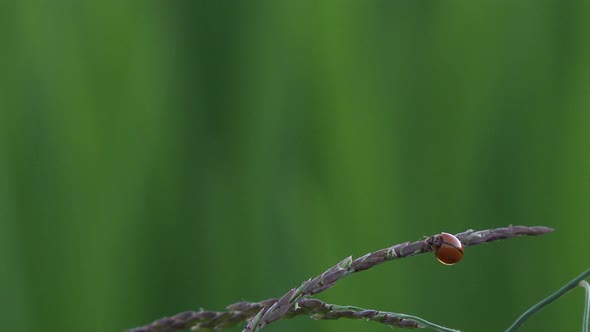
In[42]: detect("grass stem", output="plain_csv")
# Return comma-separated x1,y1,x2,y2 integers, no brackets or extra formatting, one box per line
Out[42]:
580,280,589,332
505,268,590,332
127,225,554,332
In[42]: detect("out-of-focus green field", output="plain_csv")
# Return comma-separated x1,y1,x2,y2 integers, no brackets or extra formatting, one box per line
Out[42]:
1,2,589,332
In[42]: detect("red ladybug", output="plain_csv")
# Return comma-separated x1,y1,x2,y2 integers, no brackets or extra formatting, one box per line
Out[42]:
430,232,464,265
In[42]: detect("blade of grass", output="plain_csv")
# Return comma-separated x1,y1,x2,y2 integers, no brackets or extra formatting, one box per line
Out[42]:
580,280,589,332
505,268,590,332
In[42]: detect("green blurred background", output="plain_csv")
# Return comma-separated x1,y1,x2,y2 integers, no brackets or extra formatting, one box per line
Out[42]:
1,1,589,332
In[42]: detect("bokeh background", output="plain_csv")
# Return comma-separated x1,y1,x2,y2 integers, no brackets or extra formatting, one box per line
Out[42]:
1,2,590,332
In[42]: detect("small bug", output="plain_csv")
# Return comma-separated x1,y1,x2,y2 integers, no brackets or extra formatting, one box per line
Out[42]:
428,232,464,265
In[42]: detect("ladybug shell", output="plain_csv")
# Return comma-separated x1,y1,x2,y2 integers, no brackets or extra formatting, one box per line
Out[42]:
434,232,464,265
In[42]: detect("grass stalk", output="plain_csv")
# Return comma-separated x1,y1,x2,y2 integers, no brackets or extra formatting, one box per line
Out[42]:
128,225,553,332
580,280,590,332
311,303,460,332
246,225,553,332
504,268,590,332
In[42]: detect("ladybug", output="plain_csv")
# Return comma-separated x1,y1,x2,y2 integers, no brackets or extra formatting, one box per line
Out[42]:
429,232,464,265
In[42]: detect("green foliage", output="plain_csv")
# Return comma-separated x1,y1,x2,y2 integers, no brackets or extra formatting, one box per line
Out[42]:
1,2,589,332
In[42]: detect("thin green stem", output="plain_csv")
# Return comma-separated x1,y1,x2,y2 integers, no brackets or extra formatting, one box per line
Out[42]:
394,314,460,332
505,268,590,332
580,280,589,332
